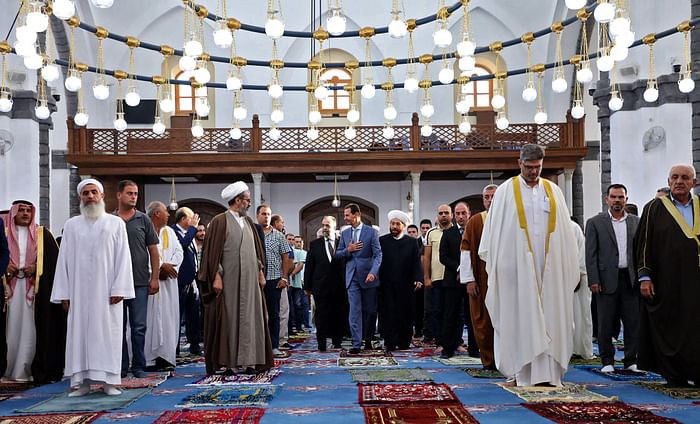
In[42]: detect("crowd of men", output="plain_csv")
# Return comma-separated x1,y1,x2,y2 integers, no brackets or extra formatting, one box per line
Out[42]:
0,143,699,396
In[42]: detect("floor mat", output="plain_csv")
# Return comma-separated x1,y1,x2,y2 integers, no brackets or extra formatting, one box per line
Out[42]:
154,407,265,423
363,403,478,423
188,369,281,386
577,366,665,382
464,368,506,379
496,382,616,403
433,356,483,366
350,368,433,383
635,382,700,399
358,383,458,404
337,357,399,368
0,412,103,423
176,386,277,407
523,401,681,423
17,388,150,413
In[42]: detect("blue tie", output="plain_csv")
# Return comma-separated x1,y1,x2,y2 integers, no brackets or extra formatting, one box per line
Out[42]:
353,228,359,243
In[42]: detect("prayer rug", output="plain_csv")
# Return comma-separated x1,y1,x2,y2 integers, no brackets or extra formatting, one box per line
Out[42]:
350,368,433,383
523,401,680,423
363,404,478,424
154,408,265,423
188,369,281,386
337,357,399,368
287,337,307,344
577,366,665,382
90,372,170,390
17,388,151,413
340,349,391,358
0,395,12,402
464,368,506,379
0,382,35,394
176,386,277,407
496,382,615,403
0,412,103,423
569,356,621,366
175,356,205,366
358,383,458,404
433,356,482,366
635,382,700,399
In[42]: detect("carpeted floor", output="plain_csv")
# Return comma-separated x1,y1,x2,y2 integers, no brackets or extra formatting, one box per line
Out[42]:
0,333,698,423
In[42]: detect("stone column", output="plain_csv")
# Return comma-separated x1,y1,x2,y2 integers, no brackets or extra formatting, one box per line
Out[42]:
410,172,421,223
564,169,574,212
252,173,263,212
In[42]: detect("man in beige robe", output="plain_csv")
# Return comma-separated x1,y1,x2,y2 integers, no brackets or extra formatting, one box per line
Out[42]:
198,181,273,375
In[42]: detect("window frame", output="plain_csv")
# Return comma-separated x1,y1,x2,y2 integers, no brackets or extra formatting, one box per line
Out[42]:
317,68,353,117
460,65,494,112
173,70,207,116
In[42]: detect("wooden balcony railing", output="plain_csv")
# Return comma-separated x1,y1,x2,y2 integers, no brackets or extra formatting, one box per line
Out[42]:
67,112,585,156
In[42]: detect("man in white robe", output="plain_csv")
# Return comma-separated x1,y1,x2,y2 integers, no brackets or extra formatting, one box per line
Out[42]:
144,202,183,369
51,179,135,396
479,144,579,387
571,219,594,359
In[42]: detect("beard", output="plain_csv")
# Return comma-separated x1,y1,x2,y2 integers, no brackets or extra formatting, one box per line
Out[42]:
80,199,106,220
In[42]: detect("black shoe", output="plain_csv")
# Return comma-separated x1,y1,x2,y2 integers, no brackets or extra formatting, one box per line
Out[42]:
364,341,373,350
318,339,327,352
120,370,127,378
469,351,480,358
349,348,361,354
440,351,454,359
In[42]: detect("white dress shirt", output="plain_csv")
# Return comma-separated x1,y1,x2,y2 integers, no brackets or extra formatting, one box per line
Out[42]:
609,210,628,269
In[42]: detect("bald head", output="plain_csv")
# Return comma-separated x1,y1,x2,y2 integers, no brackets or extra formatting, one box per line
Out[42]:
668,164,697,202
454,202,470,227
437,204,452,228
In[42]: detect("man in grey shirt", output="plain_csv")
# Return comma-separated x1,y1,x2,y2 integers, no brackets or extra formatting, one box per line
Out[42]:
114,180,160,378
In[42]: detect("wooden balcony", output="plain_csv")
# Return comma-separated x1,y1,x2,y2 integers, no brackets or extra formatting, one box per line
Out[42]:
66,112,587,177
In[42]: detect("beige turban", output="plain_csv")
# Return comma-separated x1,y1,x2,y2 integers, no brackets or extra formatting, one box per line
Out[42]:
387,209,411,225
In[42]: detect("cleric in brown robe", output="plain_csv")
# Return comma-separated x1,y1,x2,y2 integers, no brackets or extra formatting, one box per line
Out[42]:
197,182,274,375
459,185,498,370
634,165,700,386
1,200,66,383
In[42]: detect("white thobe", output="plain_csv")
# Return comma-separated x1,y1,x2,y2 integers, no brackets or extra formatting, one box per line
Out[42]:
4,226,36,381
479,176,579,387
145,226,183,366
571,222,594,359
50,214,135,387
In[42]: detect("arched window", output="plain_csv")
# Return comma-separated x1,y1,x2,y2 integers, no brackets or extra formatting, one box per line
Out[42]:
319,68,352,117
174,70,207,115
460,65,493,111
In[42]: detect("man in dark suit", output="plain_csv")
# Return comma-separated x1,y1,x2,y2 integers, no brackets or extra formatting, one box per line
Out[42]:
304,216,346,351
336,203,382,354
172,207,202,355
585,183,640,372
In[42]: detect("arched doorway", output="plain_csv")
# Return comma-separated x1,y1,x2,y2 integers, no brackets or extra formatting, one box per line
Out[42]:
450,195,485,215
299,196,378,243
169,198,226,227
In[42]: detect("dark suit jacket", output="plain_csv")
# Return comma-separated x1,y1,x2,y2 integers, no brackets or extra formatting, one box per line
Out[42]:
0,218,8,276
304,237,344,297
438,225,462,288
585,211,640,294
172,224,198,287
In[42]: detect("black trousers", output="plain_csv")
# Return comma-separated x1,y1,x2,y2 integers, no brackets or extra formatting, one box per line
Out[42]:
440,285,463,353
597,269,639,367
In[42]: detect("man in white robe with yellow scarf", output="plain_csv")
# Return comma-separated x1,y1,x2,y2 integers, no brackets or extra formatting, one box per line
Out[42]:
479,144,579,387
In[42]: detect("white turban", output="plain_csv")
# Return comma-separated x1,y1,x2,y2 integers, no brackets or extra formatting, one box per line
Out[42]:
221,181,249,203
77,178,104,195
387,209,411,226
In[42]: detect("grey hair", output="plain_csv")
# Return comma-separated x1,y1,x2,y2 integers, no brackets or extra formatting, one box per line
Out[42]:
519,144,545,161
323,215,337,226
146,201,166,218
483,184,499,193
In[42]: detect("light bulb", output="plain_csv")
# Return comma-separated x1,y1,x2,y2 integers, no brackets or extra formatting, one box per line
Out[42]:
52,0,75,20
576,66,593,84
565,0,586,9
16,26,38,45
347,106,360,123
178,55,196,72
270,108,284,123
0,95,12,113
92,84,109,100
125,89,140,107
213,26,233,48
153,118,166,135
41,64,59,82
307,127,319,140
194,66,211,84
361,83,376,99
331,197,341,207
64,73,82,92
27,4,49,33
23,54,43,70
309,109,322,124
571,101,585,119
184,40,203,57
608,93,623,111
522,83,537,102
265,17,285,39
594,1,616,23
534,110,548,125
420,103,434,119
74,111,89,126
226,75,242,90
382,126,395,139
159,97,174,113
455,98,470,114
495,116,509,130
233,105,247,120
388,18,408,39
35,104,50,119
404,76,419,93
421,124,433,137
384,104,398,121
491,93,505,109
268,83,283,99
679,77,695,94
13,41,35,58
344,126,356,139
90,0,114,7
643,86,659,103
458,120,471,134
459,55,475,72
314,85,329,100
191,121,204,137
433,28,452,49
610,44,629,62
610,17,631,37
327,10,346,36
195,100,210,117
269,127,281,140
438,67,454,84
552,76,568,93
597,55,614,72
614,30,634,48
230,127,242,140
114,117,127,132
457,40,476,57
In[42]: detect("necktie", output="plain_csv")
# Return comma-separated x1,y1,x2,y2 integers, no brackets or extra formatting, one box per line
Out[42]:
353,228,359,243
459,226,464,236
326,238,334,257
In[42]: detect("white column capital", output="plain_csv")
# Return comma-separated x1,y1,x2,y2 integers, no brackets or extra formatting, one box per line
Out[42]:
252,173,263,212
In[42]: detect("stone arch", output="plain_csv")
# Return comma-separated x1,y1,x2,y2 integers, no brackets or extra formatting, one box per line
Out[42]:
298,195,378,243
